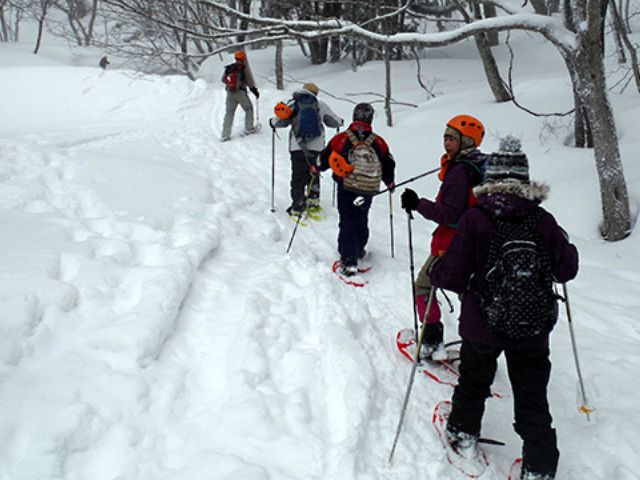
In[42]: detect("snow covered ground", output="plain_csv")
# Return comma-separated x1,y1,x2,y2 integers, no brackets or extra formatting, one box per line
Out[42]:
1,30,639,480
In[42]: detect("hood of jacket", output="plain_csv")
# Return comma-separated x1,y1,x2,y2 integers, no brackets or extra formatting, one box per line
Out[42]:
474,181,549,219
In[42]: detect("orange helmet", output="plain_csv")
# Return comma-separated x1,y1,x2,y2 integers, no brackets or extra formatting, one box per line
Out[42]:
447,114,485,147
329,151,354,177
234,50,247,62
274,102,293,120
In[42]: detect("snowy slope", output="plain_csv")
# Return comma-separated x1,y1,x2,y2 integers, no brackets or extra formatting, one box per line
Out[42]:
1,32,639,480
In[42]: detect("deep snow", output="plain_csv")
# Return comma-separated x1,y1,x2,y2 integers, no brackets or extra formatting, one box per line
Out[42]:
1,30,639,480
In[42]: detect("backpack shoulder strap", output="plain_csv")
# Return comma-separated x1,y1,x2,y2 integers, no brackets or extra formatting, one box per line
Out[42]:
346,130,376,146
458,158,486,186
364,132,377,146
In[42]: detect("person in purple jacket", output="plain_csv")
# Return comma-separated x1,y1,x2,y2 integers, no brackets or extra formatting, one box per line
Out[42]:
401,114,487,359
429,136,579,480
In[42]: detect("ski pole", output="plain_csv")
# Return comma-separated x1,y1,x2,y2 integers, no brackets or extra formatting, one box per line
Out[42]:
407,211,419,338
353,167,440,206
271,128,276,212
332,181,336,208
563,283,594,420
389,191,395,258
286,209,305,254
285,175,315,254
388,286,436,465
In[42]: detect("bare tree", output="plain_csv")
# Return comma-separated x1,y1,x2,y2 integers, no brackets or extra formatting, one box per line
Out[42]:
49,0,100,46
1,0,28,42
33,0,52,53
191,0,631,240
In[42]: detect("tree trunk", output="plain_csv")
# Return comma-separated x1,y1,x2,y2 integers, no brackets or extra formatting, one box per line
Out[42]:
474,32,511,102
275,40,284,90
482,3,499,46
236,0,250,43
529,0,550,14
33,0,50,54
572,36,632,240
329,36,341,63
1,7,8,42
610,0,640,93
308,38,328,64
384,44,393,127
86,0,99,46
471,1,510,102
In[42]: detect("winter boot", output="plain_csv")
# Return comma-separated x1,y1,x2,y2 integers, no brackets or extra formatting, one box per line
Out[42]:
445,428,480,461
339,258,358,277
286,204,305,217
521,470,555,480
220,135,231,142
420,321,444,361
306,197,321,214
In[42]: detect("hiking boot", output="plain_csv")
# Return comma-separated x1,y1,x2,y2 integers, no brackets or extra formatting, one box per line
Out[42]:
286,205,305,217
445,428,479,460
244,125,259,135
420,321,444,361
521,470,554,480
339,263,358,277
220,135,230,142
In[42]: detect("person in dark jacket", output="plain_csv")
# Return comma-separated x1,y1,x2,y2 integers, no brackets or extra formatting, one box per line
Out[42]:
221,50,260,142
429,137,579,480
319,103,395,276
401,114,487,358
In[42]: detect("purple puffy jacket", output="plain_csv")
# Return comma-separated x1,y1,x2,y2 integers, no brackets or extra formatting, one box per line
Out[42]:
429,181,579,348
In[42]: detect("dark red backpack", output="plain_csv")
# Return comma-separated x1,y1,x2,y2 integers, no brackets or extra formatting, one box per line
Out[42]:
222,63,244,92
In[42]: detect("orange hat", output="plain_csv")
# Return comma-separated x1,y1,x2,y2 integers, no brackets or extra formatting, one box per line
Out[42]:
446,114,485,148
234,51,247,62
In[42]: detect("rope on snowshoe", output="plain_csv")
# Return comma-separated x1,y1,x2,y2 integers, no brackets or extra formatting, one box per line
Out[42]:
562,283,595,420
388,287,436,464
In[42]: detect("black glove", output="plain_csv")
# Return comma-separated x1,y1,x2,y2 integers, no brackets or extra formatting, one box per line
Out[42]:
401,188,420,212
250,87,259,99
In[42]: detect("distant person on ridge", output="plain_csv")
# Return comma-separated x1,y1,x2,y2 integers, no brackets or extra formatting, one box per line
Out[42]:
400,115,487,359
428,138,579,480
318,103,395,277
99,56,110,70
221,50,260,142
269,82,343,217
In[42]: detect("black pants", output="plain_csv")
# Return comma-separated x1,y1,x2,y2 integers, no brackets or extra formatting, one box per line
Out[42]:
447,340,559,477
336,182,372,265
290,150,320,209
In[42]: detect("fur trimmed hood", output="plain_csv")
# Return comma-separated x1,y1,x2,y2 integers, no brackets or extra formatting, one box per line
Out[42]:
474,181,549,202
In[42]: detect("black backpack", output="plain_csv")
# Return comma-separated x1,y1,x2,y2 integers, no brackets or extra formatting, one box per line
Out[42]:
476,207,558,340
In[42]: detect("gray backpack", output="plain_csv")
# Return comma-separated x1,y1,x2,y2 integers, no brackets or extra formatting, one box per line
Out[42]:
343,130,382,195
